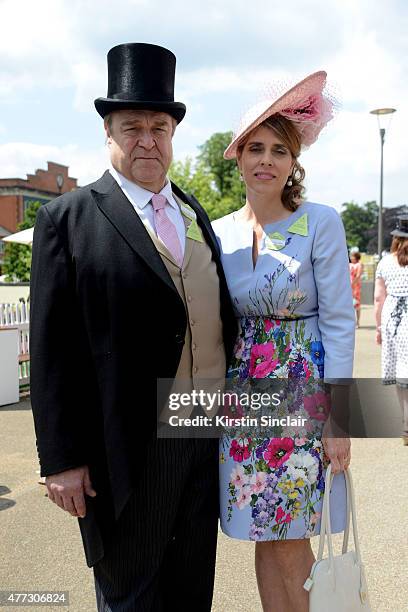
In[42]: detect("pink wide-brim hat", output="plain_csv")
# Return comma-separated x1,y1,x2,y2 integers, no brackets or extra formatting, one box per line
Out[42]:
224,70,335,160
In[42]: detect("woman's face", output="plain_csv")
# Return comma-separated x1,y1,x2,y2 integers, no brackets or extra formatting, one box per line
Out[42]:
237,125,294,198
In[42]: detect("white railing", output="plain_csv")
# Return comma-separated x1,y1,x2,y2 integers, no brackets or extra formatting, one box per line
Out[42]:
0,301,30,386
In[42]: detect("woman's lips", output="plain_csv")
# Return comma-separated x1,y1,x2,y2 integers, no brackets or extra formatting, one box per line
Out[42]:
254,172,276,180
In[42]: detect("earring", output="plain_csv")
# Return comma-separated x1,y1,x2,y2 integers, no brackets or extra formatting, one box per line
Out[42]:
286,176,293,187
239,173,244,182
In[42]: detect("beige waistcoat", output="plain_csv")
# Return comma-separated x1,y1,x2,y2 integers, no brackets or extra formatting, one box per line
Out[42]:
142,195,226,420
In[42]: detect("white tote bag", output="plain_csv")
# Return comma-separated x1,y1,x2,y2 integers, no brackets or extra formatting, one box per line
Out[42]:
303,464,371,611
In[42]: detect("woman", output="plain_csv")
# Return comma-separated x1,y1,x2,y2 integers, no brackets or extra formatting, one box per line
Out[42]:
349,251,364,327
375,216,408,445
212,72,355,612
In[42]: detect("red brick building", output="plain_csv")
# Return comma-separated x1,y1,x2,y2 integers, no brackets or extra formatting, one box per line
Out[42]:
0,161,78,234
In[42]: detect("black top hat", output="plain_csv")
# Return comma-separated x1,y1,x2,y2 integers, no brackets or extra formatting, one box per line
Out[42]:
390,215,408,238
94,43,186,123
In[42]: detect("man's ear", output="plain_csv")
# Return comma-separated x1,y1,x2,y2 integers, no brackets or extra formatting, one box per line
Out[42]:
104,131,112,146
104,117,113,144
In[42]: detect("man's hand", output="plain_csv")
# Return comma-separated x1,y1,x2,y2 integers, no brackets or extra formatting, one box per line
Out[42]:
45,466,96,518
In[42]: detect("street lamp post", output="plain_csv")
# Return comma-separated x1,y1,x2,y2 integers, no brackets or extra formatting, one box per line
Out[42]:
369,107,396,257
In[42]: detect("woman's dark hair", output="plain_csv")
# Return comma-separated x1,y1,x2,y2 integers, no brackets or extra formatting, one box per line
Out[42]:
391,236,408,267
236,114,305,212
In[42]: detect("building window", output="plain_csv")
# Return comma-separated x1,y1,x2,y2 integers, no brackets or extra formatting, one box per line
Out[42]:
23,196,50,218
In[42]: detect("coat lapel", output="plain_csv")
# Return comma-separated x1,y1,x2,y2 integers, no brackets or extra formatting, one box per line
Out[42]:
171,182,221,260
91,171,178,295
91,172,223,294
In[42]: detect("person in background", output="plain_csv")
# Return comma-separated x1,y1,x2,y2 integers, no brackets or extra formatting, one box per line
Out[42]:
375,215,408,446
349,250,364,328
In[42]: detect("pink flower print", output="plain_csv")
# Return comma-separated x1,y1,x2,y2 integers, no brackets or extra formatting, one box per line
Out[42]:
302,359,312,381
229,438,251,463
264,319,274,333
304,391,330,421
264,438,294,468
249,471,267,495
295,437,307,446
275,506,285,524
249,342,279,378
310,512,321,525
275,506,292,524
230,465,250,490
236,488,252,510
284,345,291,353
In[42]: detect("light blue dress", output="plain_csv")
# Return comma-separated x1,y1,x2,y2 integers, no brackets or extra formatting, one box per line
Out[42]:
212,201,355,541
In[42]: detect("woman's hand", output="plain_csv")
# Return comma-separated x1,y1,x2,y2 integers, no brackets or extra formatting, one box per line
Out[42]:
322,419,351,474
376,329,382,345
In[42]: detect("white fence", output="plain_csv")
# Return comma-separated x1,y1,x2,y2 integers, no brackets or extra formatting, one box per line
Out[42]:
0,301,30,387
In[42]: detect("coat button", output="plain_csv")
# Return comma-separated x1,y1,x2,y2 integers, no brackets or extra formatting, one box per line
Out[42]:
175,334,184,344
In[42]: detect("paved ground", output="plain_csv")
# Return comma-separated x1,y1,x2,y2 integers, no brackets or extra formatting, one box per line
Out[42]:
1,305,407,611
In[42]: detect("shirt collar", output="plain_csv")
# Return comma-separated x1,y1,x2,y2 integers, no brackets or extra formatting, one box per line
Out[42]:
109,165,178,211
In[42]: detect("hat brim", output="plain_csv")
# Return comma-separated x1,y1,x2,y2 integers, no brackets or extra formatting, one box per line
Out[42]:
224,71,328,160
390,229,408,238
94,98,186,123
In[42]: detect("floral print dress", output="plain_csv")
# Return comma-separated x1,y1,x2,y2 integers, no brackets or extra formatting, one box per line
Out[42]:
212,201,355,541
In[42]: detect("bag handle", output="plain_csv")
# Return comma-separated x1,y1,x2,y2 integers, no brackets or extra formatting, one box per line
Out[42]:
317,465,363,567
305,465,370,604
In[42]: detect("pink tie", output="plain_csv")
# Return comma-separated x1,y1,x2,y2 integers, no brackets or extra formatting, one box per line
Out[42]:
151,194,183,267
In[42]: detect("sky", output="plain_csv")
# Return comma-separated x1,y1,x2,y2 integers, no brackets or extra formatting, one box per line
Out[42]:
0,0,406,212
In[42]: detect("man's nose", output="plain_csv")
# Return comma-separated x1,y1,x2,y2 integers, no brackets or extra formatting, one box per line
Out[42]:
137,130,155,149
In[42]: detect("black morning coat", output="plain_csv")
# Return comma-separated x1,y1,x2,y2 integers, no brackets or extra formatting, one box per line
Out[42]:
29,170,238,567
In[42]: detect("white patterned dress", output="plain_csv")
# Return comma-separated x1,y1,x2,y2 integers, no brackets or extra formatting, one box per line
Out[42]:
212,201,355,541
376,254,408,387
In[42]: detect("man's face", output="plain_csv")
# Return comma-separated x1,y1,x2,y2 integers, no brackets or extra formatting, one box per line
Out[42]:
105,109,175,192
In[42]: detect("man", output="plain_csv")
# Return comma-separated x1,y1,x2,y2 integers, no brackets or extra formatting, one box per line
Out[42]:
30,43,237,611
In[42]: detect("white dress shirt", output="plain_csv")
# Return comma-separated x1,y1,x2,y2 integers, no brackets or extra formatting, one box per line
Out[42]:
109,165,186,254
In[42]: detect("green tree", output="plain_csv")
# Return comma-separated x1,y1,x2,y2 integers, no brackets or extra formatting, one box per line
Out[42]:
170,154,243,221
340,201,378,253
170,157,216,207
197,131,242,199
3,200,43,282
